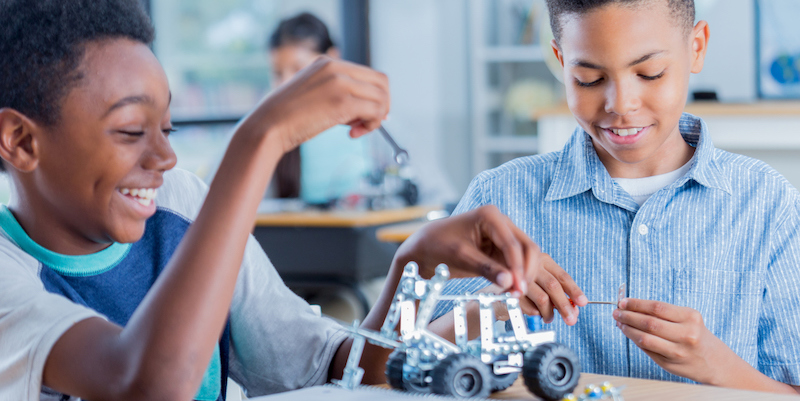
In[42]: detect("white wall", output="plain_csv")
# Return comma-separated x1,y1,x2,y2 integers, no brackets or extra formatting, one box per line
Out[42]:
689,0,756,102
369,0,470,203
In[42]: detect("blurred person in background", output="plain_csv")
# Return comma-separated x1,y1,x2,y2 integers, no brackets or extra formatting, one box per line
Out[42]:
268,12,372,206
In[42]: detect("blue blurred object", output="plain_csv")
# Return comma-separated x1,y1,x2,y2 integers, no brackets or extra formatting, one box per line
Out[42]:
300,125,371,205
525,315,543,332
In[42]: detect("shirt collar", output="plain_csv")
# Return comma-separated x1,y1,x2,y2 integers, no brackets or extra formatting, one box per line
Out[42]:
0,205,131,276
545,113,732,203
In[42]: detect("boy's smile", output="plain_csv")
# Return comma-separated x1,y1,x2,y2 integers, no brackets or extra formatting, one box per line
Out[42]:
552,1,708,178
7,38,176,255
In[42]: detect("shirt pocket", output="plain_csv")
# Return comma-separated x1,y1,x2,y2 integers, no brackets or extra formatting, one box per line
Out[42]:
673,268,763,341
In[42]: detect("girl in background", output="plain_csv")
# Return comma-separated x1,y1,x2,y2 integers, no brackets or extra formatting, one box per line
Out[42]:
269,13,372,205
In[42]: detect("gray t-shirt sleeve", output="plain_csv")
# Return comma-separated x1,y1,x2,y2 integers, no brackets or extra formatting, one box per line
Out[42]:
226,235,347,397
159,168,348,395
0,244,102,401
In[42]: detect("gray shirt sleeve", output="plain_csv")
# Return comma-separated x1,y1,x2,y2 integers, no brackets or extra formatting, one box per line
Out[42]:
160,168,349,396
227,235,348,397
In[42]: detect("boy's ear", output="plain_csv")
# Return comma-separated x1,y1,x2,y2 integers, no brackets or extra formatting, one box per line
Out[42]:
689,20,710,74
325,47,341,60
0,109,41,173
551,39,565,67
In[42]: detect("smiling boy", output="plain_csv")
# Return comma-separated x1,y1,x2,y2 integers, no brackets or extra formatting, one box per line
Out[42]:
435,0,800,394
0,1,556,400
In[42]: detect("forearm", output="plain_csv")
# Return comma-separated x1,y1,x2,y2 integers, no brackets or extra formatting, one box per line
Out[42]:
120,124,284,394
330,256,406,384
708,354,800,395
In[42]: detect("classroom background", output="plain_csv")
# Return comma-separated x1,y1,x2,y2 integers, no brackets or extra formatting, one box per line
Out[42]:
0,0,798,314
0,0,798,205
1,1,797,399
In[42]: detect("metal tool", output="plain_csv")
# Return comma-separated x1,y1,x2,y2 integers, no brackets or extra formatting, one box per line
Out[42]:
378,125,410,165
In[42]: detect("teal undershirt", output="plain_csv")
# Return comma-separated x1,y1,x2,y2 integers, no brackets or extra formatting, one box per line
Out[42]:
0,205,131,276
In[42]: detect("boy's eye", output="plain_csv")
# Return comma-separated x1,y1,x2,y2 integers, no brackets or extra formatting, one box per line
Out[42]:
119,131,144,137
640,71,665,81
163,127,177,135
575,77,603,87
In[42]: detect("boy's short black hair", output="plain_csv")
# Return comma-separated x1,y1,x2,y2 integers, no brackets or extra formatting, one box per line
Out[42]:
0,0,154,128
268,12,335,54
546,0,695,45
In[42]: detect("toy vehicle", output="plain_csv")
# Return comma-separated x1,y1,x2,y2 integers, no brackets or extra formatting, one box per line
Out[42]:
336,263,580,400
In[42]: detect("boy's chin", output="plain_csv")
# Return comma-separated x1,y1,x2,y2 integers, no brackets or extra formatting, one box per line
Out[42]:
109,224,147,244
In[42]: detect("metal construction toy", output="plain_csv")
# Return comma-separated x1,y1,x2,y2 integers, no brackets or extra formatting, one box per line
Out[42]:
335,263,581,400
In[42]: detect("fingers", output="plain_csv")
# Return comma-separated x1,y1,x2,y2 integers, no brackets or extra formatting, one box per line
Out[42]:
454,245,515,289
613,307,685,343
321,57,391,101
532,272,577,325
618,298,690,323
615,320,675,359
324,75,388,136
517,295,541,316
614,300,704,347
517,253,579,325
473,206,526,294
542,253,587,307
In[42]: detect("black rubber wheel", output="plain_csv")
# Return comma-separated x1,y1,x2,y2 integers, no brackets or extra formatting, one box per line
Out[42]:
385,350,406,390
431,354,492,398
385,350,432,393
522,343,580,401
491,371,520,392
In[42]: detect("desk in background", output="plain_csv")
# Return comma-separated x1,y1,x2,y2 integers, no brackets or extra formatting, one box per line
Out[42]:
375,220,431,244
252,206,438,317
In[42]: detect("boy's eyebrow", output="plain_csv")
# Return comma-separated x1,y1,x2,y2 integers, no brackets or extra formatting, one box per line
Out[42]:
103,91,172,118
103,95,155,118
571,51,666,70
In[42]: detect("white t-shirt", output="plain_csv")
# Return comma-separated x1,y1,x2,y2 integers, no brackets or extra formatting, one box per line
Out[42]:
613,157,695,206
0,168,347,401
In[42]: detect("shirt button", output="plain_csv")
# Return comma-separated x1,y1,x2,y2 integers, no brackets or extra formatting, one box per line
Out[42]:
638,224,649,235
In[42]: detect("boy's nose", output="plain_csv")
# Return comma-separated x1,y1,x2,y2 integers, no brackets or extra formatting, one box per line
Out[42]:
604,81,640,116
142,130,177,172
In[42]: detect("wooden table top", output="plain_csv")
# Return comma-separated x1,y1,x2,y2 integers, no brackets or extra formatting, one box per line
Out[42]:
492,373,799,400
375,220,431,243
254,205,439,228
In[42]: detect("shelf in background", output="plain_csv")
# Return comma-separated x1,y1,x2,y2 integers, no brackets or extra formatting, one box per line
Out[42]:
481,136,539,153
533,101,800,118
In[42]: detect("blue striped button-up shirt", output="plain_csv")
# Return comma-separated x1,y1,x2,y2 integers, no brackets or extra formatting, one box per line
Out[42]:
436,113,800,384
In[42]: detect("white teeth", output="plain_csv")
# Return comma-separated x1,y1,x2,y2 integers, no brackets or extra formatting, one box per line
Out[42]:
118,187,158,204
610,127,644,137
